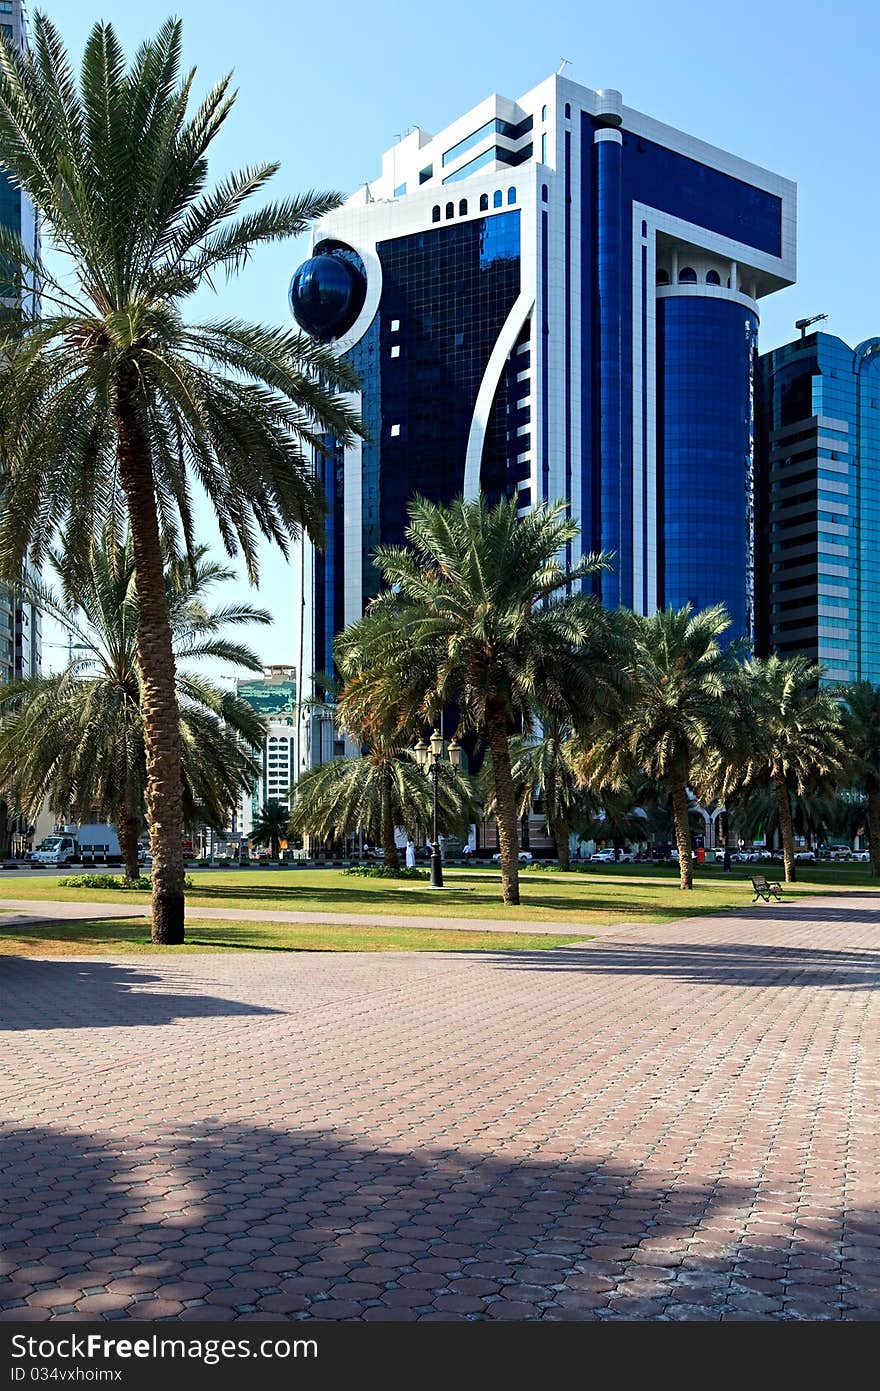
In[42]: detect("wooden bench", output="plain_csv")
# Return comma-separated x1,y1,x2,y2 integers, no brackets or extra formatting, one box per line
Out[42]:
751,874,783,902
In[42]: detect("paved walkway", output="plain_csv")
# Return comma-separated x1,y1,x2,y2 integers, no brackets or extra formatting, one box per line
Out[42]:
1,895,878,1322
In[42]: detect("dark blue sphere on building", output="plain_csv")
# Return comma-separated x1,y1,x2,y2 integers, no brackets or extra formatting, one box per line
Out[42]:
289,253,366,341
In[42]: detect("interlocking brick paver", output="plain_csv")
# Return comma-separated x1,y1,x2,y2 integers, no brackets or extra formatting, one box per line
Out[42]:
1,893,879,1320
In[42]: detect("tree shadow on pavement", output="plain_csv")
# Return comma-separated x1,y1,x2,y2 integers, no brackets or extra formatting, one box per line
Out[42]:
1,1118,876,1322
483,940,880,992
0,958,282,1031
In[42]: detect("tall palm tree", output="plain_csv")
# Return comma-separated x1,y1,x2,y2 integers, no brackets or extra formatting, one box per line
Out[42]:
0,17,360,940
250,799,290,862
289,742,476,868
0,534,266,882
579,605,738,890
336,495,623,906
504,720,584,870
737,655,846,882
840,680,880,876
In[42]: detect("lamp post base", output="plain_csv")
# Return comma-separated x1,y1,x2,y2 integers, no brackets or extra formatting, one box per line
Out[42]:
429,846,444,889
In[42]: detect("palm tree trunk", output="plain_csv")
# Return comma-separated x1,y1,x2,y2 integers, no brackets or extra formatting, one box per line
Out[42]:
116,367,185,944
117,814,141,886
486,696,520,905
670,776,693,890
381,773,399,870
775,773,797,883
866,783,880,879
554,814,571,871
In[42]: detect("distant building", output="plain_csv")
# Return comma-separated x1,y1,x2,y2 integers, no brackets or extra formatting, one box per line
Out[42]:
234,666,297,837
0,1,41,685
756,333,880,683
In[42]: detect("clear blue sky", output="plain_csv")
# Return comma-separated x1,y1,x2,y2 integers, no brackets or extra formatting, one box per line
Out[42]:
43,0,880,672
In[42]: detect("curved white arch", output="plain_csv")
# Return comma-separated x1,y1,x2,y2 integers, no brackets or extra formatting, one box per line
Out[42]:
463,291,535,499
309,235,384,356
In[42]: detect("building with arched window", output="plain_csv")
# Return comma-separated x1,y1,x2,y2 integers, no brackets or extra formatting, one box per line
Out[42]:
287,73,795,777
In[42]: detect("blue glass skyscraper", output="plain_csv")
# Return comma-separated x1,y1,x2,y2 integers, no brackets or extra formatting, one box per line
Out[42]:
756,332,880,685
0,0,40,684
288,75,795,771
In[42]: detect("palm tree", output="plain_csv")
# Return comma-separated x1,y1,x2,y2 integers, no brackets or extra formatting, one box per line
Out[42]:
840,681,880,876
250,799,290,862
289,742,476,868
0,18,360,941
504,720,584,870
336,495,623,906
0,534,266,882
737,655,846,883
579,605,738,890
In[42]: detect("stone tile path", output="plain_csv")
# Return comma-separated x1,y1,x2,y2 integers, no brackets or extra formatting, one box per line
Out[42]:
1,894,878,1321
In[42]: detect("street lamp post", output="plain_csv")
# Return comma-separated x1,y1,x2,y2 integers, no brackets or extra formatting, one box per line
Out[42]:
414,730,462,889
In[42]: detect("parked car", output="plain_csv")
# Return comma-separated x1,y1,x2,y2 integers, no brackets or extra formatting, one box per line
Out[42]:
794,850,816,862
491,850,533,865
852,850,870,862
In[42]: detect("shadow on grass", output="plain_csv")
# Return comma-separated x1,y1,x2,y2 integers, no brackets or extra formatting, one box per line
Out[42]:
0,957,282,1030
183,881,748,920
1,1117,875,1320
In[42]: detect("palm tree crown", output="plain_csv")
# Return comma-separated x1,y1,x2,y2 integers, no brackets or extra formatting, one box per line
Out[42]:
0,535,267,880
250,799,290,862
0,16,361,941
840,680,880,876
289,741,476,869
737,655,846,881
335,494,623,904
579,604,738,889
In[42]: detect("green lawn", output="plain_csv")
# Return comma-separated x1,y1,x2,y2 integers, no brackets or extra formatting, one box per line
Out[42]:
0,917,583,957
0,862,874,928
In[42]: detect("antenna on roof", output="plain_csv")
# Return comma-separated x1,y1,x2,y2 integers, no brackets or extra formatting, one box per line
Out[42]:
557,58,572,75
363,181,373,203
795,313,828,339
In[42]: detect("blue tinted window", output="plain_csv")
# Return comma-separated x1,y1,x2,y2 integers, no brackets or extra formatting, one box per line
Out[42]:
507,187,516,204
479,193,489,211
678,266,697,283
657,297,758,640
620,128,783,257
431,205,440,223
372,212,522,547
493,190,503,208
445,202,454,219
441,116,530,168
459,198,468,215
419,165,433,184
393,182,406,197
442,119,497,167
442,148,498,184
707,268,721,285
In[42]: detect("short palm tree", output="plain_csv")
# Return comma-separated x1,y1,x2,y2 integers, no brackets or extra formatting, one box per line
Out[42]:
840,680,880,876
0,17,360,940
579,605,738,890
250,799,290,862
737,655,846,882
505,720,584,870
335,495,623,905
289,741,477,868
0,534,266,882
